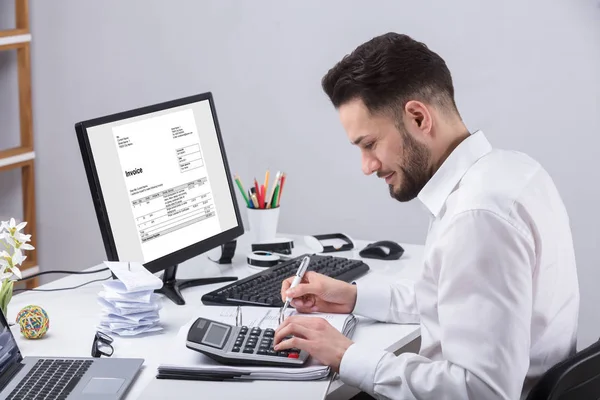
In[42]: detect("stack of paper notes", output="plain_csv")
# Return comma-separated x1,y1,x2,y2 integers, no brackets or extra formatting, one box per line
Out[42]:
157,306,357,380
97,261,164,336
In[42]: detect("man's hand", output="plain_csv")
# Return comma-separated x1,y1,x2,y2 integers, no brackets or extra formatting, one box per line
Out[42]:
273,315,353,372
280,271,357,314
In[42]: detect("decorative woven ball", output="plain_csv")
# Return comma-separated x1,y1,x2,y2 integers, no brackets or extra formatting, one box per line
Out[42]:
15,305,49,339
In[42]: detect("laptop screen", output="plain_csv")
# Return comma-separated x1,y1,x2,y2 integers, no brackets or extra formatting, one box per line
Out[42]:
0,310,22,378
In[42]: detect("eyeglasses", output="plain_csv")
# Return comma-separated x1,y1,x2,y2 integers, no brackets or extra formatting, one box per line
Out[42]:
91,331,114,358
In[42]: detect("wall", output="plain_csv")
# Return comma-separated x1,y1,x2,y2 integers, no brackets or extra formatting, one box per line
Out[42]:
12,0,600,347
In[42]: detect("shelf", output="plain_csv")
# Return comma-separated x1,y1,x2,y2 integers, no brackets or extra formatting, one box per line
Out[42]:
2,1,37,290
0,147,35,172
0,32,31,51
0,29,29,38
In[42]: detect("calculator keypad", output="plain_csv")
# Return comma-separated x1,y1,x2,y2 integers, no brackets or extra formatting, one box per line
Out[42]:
232,326,300,359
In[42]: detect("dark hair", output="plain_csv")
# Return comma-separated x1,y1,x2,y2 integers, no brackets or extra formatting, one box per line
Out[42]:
321,32,458,117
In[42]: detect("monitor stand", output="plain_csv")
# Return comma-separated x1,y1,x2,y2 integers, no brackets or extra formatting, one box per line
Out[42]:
154,264,237,305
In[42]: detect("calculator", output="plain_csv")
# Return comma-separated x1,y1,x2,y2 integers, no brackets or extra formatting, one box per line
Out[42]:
186,317,310,367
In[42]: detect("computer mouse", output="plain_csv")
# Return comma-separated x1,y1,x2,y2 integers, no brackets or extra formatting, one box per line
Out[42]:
359,240,404,260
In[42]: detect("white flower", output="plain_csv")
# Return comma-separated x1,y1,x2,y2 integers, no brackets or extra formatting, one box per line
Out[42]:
0,218,33,282
14,232,31,243
11,249,25,266
0,271,12,281
10,265,22,279
2,232,16,248
1,218,26,234
0,219,12,232
15,221,27,232
1,231,34,251
0,250,10,267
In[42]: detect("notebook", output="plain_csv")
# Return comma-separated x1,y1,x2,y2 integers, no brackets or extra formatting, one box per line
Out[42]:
156,306,357,381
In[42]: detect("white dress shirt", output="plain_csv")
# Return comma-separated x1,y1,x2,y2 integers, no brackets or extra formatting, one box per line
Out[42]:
339,131,580,400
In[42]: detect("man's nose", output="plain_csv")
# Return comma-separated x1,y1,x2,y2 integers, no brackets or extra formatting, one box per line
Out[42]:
361,153,381,176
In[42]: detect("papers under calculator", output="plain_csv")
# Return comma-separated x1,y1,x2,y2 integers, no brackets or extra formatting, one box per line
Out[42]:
157,307,357,380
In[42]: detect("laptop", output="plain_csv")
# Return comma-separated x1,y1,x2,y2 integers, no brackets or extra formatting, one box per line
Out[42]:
0,309,143,399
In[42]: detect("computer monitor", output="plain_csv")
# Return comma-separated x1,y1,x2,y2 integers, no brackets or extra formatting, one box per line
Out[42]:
75,92,244,305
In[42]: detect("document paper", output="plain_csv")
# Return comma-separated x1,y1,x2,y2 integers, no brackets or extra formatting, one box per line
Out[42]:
112,108,222,262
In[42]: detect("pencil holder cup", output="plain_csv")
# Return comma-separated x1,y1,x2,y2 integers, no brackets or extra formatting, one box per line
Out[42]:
247,207,280,244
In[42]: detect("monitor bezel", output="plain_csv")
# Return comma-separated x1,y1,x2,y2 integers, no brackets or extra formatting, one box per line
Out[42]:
74,92,244,274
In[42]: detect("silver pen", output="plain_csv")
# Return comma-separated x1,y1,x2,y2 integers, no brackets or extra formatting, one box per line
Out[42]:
279,255,311,324
236,305,242,326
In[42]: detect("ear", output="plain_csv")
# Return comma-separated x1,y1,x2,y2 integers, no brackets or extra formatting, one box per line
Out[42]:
404,100,432,136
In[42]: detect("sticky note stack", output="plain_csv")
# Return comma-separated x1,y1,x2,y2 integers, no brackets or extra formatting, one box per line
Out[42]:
97,261,164,336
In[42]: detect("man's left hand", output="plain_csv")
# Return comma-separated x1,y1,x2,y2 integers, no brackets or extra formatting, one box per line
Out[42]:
273,315,353,372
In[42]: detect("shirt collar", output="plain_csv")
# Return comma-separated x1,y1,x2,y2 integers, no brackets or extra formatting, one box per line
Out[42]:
417,130,492,217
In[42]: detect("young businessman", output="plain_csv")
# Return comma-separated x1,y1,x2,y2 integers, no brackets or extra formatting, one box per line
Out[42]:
273,32,580,399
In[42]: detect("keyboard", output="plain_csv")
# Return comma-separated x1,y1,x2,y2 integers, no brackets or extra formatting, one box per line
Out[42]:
201,254,370,307
8,359,92,400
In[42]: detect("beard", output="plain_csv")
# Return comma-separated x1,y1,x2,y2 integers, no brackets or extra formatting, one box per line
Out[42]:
388,129,431,202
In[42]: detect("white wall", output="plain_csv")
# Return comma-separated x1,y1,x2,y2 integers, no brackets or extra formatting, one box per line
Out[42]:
7,0,598,347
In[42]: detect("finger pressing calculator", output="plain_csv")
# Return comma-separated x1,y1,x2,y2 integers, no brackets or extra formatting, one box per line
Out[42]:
186,317,310,367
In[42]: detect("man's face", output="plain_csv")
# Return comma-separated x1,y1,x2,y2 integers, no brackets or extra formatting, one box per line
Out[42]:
339,99,431,202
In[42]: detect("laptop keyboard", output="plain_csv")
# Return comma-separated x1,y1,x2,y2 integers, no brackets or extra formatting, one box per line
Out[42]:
7,359,93,400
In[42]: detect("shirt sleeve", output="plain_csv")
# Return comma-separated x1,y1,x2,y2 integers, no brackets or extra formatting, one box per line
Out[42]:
339,209,535,400
352,278,420,324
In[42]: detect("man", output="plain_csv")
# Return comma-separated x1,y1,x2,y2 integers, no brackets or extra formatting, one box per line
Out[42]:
273,32,579,399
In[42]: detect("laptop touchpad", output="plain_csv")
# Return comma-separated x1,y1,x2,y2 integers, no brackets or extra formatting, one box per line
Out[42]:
82,377,125,394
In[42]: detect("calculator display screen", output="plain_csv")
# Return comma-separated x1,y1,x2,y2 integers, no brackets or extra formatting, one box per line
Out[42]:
202,323,229,348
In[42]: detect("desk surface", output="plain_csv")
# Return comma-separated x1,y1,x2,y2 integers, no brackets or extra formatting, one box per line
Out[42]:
9,233,423,400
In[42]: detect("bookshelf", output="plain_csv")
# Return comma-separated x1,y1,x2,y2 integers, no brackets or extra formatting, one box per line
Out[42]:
0,0,38,289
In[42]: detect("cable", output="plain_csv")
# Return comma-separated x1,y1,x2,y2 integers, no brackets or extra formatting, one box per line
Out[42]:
13,275,112,293
17,267,109,282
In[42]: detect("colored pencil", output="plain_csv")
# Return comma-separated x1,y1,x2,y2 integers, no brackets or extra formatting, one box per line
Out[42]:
264,170,270,203
234,175,250,207
266,171,281,208
271,184,280,208
277,173,286,207
253,179,261,208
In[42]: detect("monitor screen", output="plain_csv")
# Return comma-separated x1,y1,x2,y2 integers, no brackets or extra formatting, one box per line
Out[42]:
76,93,243,269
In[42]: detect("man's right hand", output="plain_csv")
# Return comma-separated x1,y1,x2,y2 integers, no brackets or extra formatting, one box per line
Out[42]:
280,271,357,314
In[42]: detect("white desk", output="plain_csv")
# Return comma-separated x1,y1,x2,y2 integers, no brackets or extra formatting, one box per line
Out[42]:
8,233,423,400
